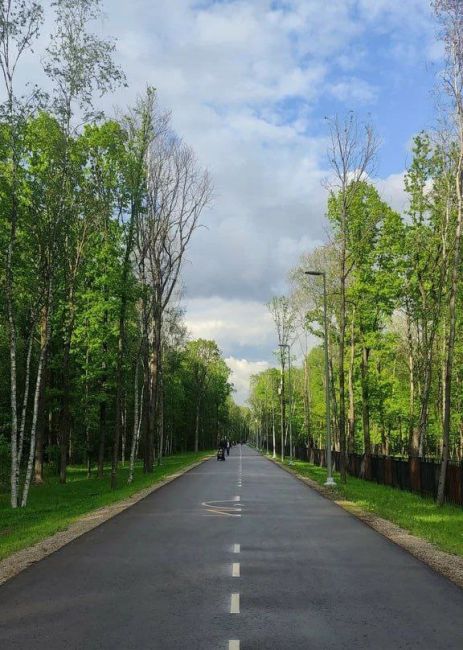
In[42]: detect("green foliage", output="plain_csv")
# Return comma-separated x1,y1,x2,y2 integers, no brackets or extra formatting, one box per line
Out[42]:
256,151,463,462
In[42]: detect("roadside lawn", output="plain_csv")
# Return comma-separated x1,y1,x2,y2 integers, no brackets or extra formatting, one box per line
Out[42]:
281,458,463,558
0,451,211,561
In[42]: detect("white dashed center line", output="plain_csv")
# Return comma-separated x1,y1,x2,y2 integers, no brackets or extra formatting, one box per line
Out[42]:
233,544,240,553
233,495,240,502
232,562,240,577
230,593,240,614
229,641,240,650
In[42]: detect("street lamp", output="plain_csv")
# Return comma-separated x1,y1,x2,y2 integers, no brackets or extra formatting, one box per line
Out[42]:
279,343,293,464
305,271,336,487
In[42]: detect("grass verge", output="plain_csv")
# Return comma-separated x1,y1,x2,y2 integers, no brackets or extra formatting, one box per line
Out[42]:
281,458,463,558
0,451,211,561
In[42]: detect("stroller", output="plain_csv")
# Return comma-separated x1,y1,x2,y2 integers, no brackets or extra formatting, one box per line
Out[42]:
217,447,226,461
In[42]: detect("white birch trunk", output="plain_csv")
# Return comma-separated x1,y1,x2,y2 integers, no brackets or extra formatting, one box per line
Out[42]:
21,288,52,508
18,329,34,472
21,341,47,507
128,362,143,484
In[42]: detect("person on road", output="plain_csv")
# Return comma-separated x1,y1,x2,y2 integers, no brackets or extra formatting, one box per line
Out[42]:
226,440,230,456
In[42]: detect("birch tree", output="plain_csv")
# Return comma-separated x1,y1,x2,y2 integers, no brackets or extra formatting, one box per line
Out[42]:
0,0,43,507
44,0,125,483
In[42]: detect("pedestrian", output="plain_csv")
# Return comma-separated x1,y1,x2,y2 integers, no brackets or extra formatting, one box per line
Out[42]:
226,440,230,456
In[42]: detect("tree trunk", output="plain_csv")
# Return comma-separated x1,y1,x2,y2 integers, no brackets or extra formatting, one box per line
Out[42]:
158,362,164,464
348,315,355,453
142,332,151,472
18,327,34,472
418,320,440,457
7,194,19,508
329,357,339,449
34,308,50,485
21,289,52,507
21,340,48,507
406,310,419,457
128,359,141,484
34,354,48,485
303,355,312,448
121,396,126,466
111,228,134,487
98,401,106,479
146,313,161,472
339,236,347,481
437,162,463,504
194,399,200,453
280,362,286,461
59,324,73,484
360,345,371,455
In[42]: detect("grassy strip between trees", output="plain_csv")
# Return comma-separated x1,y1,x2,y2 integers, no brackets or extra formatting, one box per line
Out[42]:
0,451,211,562
282,458,463,558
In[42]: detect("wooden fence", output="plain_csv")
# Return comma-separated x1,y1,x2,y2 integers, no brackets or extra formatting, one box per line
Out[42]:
292,446,463,506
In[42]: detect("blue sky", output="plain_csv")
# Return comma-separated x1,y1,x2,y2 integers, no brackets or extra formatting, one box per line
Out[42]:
19,0,443,402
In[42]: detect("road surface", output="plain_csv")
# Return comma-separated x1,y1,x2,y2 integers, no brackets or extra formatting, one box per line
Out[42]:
1,446,462,649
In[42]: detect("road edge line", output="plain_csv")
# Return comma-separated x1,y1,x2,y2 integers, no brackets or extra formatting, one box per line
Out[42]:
266,455,463,591
0,455,212,587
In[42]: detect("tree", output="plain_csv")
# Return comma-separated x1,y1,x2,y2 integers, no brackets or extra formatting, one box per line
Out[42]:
136,125,212,472
326,113,378,481
44,0,125,484
110,88,159,489
182,340,230,453
267,296,296,461
433,0,463,505
0,0,43,507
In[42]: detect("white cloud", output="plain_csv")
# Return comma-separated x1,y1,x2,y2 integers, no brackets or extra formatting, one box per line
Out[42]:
375,172,409,214
185,296,275,352
225,357,271,405
329,78,379,105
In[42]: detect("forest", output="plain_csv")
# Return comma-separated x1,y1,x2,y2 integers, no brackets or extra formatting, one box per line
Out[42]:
249,1,463,505
0,0,247,510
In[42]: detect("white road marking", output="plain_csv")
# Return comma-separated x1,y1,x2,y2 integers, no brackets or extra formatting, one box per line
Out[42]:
229,641,240,650
203,509,241,518
201,500,243,517
230,593,240,614
233,544,240,553
232,562,240,577
233,496,240,502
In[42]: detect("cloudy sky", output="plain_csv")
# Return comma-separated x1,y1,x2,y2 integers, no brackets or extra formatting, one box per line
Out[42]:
24,1,441,403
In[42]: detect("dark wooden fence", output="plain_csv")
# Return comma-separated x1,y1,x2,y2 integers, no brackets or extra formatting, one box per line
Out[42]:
292,446,463,507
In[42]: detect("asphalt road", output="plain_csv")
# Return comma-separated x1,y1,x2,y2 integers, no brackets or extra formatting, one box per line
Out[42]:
1,446,463,649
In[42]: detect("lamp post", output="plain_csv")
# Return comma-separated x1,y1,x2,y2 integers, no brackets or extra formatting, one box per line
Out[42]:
305,271,336,487
279,343,293,464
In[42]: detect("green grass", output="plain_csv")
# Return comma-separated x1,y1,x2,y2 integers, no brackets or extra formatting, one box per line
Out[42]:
281,458,463,558
0,451,211,561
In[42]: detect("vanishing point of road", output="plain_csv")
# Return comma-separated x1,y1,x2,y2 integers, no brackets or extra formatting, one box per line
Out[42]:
1,446,462,649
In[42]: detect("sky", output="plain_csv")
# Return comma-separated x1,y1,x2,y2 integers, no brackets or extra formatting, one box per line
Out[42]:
20,0,442,404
